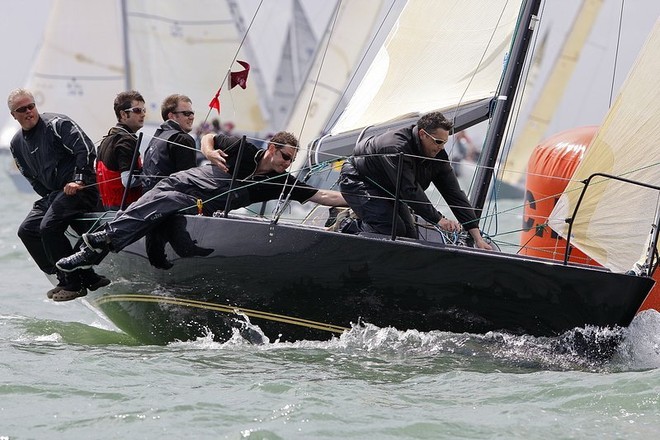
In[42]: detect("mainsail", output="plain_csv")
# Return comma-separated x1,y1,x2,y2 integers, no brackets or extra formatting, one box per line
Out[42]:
329,0,524,135
548,19,660,273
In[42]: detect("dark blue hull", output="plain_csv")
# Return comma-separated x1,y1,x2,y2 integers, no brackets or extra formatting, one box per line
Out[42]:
71,214,654,344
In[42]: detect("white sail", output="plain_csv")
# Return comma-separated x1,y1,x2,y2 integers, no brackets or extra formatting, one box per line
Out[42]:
2,0,333,145
19,1,125,143
502,0,603,185
329,0,524,135
285,0,396,147
125,0,268,133
548,19,660,273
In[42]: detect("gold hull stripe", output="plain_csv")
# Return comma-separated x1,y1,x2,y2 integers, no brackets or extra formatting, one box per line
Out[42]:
93,294,348,334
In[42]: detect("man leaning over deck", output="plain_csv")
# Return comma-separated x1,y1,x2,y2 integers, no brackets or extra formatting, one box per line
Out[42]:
339,111,493,250
56,131,348,274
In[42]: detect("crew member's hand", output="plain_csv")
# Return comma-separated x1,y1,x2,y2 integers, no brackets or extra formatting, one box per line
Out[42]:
206,149,229,172
473,236,494,250
63,181,84,196
438,217,461,233
468,228,494,250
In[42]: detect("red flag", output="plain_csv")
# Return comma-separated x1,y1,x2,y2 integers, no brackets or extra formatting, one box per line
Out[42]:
209,61,250,114
230,61,250,89
208,88,221,113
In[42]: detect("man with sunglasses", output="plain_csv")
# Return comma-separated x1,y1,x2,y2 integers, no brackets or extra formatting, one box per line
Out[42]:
55,131,348,274
340,111,492,250
96,90,146,210
7,88,109,301
142,94,198,190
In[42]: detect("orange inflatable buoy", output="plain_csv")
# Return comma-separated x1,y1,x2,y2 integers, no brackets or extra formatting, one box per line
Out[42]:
520,126,599,265
520,126,659,313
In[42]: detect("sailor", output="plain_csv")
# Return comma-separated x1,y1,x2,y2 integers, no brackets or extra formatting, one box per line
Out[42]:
142,94,198,190
55,131,348,273
339,111,493,250
7,88,110,301
96,90,146,210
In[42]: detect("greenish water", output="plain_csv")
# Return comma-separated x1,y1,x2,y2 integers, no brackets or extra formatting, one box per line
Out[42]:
1,157,659,439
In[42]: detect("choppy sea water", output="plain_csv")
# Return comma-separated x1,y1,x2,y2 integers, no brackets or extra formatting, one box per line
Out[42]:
1,156,659,439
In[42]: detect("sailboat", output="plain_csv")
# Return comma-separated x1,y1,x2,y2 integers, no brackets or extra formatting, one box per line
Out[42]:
54,0,657,346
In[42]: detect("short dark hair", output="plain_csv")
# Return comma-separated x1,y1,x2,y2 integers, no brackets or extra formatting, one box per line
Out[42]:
161,94,192,121
114,90,145,121
417,111,453,133
269,131,299,149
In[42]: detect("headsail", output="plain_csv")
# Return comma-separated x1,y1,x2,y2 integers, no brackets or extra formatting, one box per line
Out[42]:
548,19,660,273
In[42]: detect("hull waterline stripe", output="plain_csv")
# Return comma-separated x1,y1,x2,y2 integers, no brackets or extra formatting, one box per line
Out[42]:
92,294,349,334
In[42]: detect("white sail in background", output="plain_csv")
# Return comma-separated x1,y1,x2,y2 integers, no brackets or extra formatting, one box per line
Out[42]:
125,0,268,133
1,0,334,145
329,0,524,135
548,19,660,273
502,0,603,185
18,1,125,143
268,0,323,130
285,0,394,147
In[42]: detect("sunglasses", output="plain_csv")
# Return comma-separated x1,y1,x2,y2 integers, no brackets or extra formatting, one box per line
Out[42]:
172,110,195,117
422,129,447,146
277,149,293,162
124,107,147,114
13,103,36,113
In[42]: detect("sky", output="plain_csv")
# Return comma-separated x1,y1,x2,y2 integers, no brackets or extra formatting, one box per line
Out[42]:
0,1,52,132
1,0,659,143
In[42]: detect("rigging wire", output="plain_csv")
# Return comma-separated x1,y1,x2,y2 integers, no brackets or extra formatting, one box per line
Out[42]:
608,0,625,107
293,0,402,142
292,0,342,144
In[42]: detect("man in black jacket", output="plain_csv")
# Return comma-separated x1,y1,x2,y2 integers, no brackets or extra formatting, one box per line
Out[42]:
339,111,492,249
142,94,197,190
96,90,146,209
7,88,109,301
56,131,347,274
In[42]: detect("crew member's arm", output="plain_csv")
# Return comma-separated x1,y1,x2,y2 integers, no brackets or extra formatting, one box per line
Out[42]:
200,133,228,172
59,118,96,195
308,189,348,207
10,151,49,197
